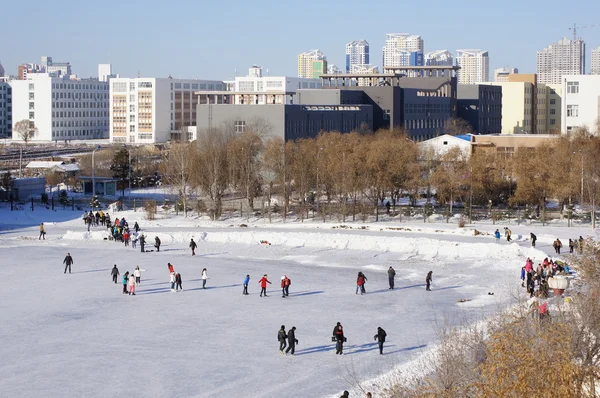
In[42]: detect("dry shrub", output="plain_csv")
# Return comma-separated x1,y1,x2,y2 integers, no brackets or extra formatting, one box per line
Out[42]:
145,200,157,221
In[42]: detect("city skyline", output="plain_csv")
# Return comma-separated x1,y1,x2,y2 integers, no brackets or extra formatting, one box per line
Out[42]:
2,0,600,80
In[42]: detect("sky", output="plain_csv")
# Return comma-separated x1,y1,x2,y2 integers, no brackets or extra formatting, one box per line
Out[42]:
1,0,600,80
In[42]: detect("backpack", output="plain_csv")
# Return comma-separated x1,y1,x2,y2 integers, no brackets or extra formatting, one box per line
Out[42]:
287,278,291,286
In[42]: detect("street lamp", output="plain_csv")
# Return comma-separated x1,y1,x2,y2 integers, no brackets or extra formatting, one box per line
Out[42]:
92,145,101,198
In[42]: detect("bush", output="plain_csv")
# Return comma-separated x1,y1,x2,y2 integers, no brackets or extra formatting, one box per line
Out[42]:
145,200,157,220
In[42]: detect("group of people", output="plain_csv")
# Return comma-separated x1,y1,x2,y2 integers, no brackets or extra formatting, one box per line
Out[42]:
82,210,111,230
110,264,145,295
520,256,571,298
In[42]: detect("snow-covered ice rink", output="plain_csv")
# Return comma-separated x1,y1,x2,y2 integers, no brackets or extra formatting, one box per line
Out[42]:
0,207,587,397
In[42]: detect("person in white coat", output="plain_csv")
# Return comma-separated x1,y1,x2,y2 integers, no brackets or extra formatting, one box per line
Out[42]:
170,272,176,292
128,272,136,295
201,268,208,289
133,265,146,286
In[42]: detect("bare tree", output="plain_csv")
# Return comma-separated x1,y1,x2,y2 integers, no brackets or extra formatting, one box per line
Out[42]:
160,142,196,217
13,119,38,147
227,131,264,210
444,117,474,136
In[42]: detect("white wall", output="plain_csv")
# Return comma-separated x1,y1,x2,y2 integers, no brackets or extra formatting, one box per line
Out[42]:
418,134,471,158
562,75,600,135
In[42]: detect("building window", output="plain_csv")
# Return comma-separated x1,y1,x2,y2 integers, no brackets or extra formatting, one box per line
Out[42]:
567,81,579,94
550,119,556,125
234,120,246,133
567,105,579,117
550,108,556,115
549,99,556,105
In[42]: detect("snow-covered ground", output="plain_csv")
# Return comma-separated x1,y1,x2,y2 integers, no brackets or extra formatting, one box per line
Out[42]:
0,206,592,397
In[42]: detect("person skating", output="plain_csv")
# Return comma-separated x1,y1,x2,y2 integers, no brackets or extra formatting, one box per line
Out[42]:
168,263,175,274
189,238,197,256
131,231,138,249
201,268,208,289
39,223,46,240
63,252,74,274
128,271,136,295
123,231,130,247
494,229,501,243
154,236,161,252
139,234,146,252
285,326,298,355
133,265,145,286
333,322,345,355
122,272,129,294
530,232,537,247
553,238,562,255
134,222,140,233
281,275,290,297
259,274,271,297
388,266,396,289
278,325,288,353
426,270,433,291
170,271,176,292
243,274,250,295
504,227,512,242
374,326,387,355
569,239,574,254
111,264,120,284
175,272,182,291
356,272,366,295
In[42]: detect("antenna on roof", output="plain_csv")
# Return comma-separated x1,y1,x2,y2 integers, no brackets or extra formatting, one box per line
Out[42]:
137,70,140,78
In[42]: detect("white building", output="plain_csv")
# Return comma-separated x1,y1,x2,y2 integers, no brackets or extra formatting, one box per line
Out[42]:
483,82,534,134
537,38,585,84
346,40,370,73
562,75,600,135
0,81,11,138
494,67,518,82
425,50,453,67
98,64,118,82
383,33,424,68
109,77,226,144
591,47,600,75
0,61,5,77
418,134,471,158
10,73,109,141
327,64,342,74
456,50,489,84
41,56,72,78
297,50,327,79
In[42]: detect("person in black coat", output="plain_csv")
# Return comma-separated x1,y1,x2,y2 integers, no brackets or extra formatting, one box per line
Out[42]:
374,326,387,355
139,235,146,252
155,236,161,252
285,326,298,355
63,253,74,274
111,264,120,283
278,325,287,353
134,222,140,233
333,322,345,355
189,238,197,256
388,266,396,289
426,271,433,291
530,232,537,247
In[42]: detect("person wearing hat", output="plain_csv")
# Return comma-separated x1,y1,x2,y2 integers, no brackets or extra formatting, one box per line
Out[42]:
243,274,250,295
278,325,287,353
333,322,345,355
111,264,120,284
63,252,74,274
39,223,46,240
388,266,396,289
281,275,290,297
286,326,298,355
374,326,387,355
258,274,271,297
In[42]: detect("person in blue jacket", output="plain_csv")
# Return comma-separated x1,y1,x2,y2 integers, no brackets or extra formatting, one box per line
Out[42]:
494,229,501,243
520,266,526,288
243,274,250,295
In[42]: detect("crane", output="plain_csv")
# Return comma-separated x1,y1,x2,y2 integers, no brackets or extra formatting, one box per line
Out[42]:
569,23,599,40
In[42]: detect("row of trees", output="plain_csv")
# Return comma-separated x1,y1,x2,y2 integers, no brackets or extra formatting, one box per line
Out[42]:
155,126,600,221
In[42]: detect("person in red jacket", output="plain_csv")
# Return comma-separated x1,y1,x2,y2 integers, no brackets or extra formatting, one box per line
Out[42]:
168,263,175,274
259,274,271,297
280,275,290,297
123,231,130,247
356,272,367,295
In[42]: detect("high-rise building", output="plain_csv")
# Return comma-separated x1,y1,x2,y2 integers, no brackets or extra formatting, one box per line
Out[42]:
0,61,5,77
98,64,118,82
0,81,11,138
41,56,72,78
591,47,600,75
494,67,518,82
456,50,489,84
536,38,585,84
383,34,424,68
346,40,370,73
483,81,534,134
327,64,342,74
18,64,43,80
10,73,109,141
425,50,453,67
109,77,226,144
298,50,327,79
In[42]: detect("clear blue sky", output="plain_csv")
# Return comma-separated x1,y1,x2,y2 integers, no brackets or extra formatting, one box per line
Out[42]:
2,0,599,80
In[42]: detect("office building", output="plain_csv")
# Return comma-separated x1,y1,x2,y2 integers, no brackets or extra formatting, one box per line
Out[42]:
0,82,11,138
483,82,534,134
562,75,600,135
109,77,226,144
592,47,600,75
41,56,72,78
346,40,370,73
425,50,453,67
99,64,118,82
536,83,562,134
494,67,518,82
537,38,585,84
456,50,489,84
383,34,424,68
298,50,327,79
10,73,109,141
327,64,342,74
18,64,43,80
457,84,502,134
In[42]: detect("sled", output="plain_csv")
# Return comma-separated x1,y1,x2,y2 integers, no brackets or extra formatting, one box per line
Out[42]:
457,298,472,303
